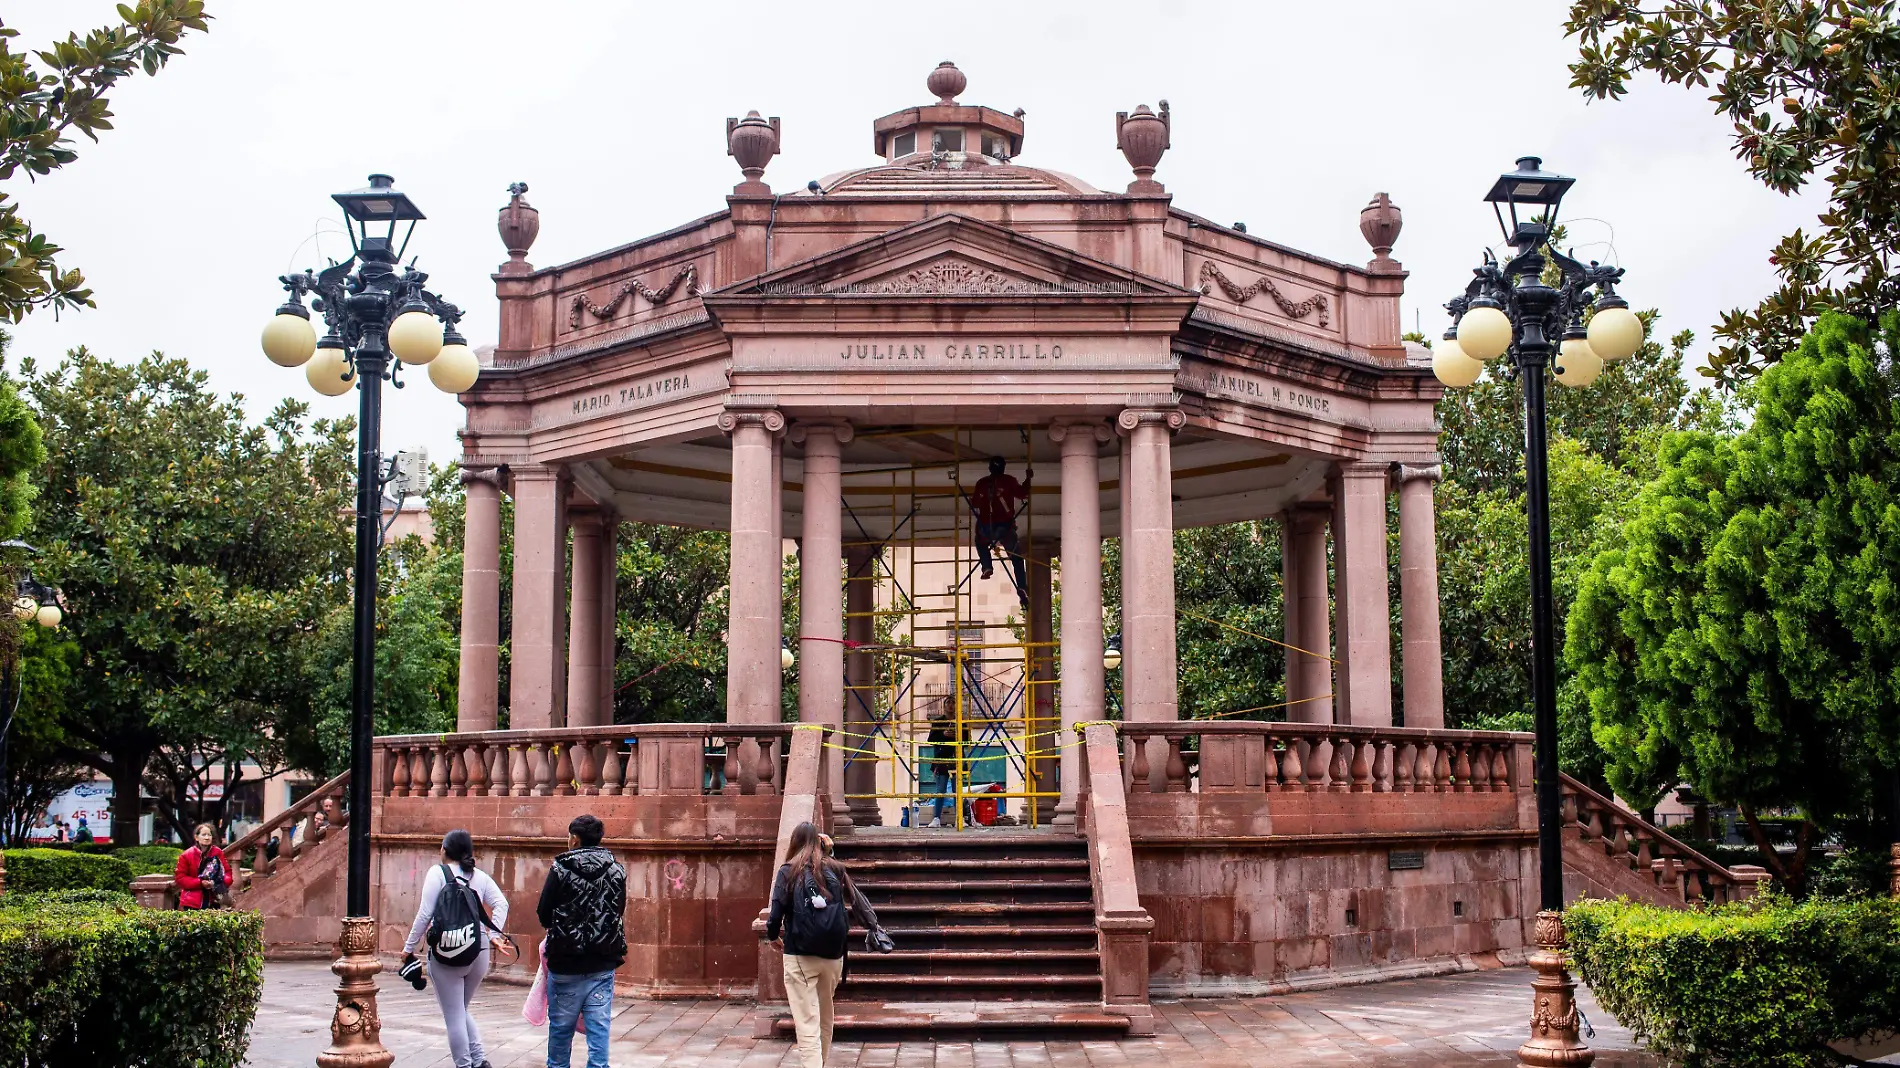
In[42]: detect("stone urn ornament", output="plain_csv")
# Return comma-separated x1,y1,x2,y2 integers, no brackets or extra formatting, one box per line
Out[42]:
1116,101,1170,194
928,60,967,105
497,182,539,275
1360,192,1404,273
726,111,782,195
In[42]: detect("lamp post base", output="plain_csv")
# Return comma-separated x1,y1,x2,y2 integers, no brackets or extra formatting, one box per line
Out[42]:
1517,910,1594,1067
316,916,393,1068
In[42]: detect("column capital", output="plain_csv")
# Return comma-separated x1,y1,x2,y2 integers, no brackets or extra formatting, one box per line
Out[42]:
510,462,568,485
1116,407,1185,436
1335,459,1391,481
1286,501,1331,532
1392,462,1443,488
1048,419,1112,445
717,405,786,436
568,509,607,535
787,420,854,446
460,465,505,490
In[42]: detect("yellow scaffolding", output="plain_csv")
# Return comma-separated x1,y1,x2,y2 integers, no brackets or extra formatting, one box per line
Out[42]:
839,426,1059,828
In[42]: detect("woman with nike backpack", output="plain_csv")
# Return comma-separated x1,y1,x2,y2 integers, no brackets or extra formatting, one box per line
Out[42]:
402,829,513,1068
764,822,894,1068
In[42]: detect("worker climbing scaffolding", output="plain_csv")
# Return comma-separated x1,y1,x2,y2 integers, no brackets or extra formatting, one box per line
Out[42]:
966,455,1031,606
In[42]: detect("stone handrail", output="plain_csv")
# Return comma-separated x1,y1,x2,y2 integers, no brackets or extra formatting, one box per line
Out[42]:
1560,772,1758,904
1077,722,1156,1034
1116,721,1531,795
229,770,350,894
373,723,798,798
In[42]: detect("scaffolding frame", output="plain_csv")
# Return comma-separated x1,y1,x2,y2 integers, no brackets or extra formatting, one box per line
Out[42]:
838,425,1059,829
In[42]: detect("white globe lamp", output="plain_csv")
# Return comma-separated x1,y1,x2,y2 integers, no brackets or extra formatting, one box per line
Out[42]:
1457,304,1514,360
261,306,318,368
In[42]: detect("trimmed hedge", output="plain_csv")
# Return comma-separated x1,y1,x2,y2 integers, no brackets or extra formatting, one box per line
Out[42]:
112,844,184,877
3,848,134,893
0,892,263,1067
1567,896,1900,1067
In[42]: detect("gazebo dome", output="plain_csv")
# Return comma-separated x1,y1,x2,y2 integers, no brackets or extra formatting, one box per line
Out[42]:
869,60,1027,164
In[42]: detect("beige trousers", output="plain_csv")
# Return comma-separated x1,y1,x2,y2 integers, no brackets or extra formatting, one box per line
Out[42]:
782,953,845,1068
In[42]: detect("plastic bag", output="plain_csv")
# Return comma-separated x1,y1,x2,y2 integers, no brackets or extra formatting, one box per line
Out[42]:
520,938,586,1032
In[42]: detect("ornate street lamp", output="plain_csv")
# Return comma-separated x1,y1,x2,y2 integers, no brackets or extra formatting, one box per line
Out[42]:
260,173,478,1068
1433,157,1642,1068
0,550,68,849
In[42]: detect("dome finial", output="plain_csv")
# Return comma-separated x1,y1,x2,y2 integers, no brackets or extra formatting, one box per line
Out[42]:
928,61,967,105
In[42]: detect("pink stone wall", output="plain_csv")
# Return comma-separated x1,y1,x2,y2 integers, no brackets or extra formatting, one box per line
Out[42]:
1133,838,1533,996
372,793,780,996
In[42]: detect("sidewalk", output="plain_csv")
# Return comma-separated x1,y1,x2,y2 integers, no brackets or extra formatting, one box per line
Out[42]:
247,960,1659,1067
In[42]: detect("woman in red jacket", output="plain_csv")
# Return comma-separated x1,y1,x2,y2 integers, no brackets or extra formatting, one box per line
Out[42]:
174,822,231,909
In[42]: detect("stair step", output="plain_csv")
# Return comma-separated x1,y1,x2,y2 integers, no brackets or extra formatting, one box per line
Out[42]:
843,974,1101,989
844,858,1089,872
870,879,1092,893
768,1005,1130,1040
868,902,1094,917
854,924,1097,938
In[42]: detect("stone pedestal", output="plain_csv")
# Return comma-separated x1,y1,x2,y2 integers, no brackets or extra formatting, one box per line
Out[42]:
1516,910,1594,1068
316,916,393,1068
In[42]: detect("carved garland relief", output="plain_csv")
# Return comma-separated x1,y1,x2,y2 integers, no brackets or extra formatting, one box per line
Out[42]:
1198,260,1330,328
568,263,701,329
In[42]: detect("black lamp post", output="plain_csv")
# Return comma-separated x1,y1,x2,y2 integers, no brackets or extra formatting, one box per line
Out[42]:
259,174,480,1068
1433,157,1644,1068
0,548,66,849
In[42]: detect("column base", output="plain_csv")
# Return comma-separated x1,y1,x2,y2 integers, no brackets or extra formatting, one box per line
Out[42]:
1516,910,1595,1068
316,916,393,1068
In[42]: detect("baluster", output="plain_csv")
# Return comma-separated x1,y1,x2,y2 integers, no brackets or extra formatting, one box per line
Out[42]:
1349,738,1373,792
1585,806,1607,845
1371,741,1393,793
1446,744,1468,793
377,747,396,798
1655,855,1681,897
1164,737,1188,792
1491,746,1512,791
1468,744,1491,792
1561,792,1580,829
553,742,576,796
1608,820,1631,864
1328,739,1351,793
464,744,486,797
488,745,508,796
508,746,530,797
625,740,642,794
720,736,742,795
598,740,624,796
442,744,464,796
1264,736,1283,792
527,743,551,797
735,734,760,795
1433,744,1453,793
1129,734,1151,792
573,739,599,796
1394,742,1414,793
285,813,305,861
1280,738,1304,791
390,746,412,797
1634,834,1655,876
410,747,432,799
755,736,779,797
1413,743,1435,792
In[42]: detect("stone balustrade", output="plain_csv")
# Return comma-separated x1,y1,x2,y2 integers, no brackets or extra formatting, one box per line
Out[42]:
1116,721,1529,796
1560,773,1757,905
229,770,349,895
372,723,796,799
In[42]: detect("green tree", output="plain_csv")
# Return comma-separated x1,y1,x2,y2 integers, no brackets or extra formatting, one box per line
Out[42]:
0,3,209,322
1567,0,1900,383
1,626,81,843
1567,311,1900,895
23,350,352,843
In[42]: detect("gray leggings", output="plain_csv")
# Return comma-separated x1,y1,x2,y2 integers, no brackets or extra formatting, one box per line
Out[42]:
430,949,490,1068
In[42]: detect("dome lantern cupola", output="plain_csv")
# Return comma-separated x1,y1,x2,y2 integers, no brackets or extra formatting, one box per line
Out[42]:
871,61,1025,165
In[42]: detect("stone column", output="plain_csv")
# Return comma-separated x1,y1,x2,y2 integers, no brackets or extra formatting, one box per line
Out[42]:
844,545,880,826
1286,503,1333,724
598,519,619,725
1330,473,1351,725
1025,533,1058,826
456,467,503,732
1118,408,1184,724
509,464,569,729
1335,461,1395,726
566,511,605,728
719,407,787,724
794,422,852,824
1050,420,1109,829
1395,464,1445,729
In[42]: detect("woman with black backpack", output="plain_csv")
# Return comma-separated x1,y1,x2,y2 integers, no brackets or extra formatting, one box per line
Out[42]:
764,822,892,1068
402,829,511,1068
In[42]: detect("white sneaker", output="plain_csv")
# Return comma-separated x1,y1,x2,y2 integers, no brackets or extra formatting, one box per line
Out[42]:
927,818,942,828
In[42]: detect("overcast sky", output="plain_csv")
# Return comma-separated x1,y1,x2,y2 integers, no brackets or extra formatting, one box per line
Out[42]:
3,1,1822,466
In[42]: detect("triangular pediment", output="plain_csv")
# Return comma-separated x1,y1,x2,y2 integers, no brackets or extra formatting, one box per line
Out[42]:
710,213,1194,300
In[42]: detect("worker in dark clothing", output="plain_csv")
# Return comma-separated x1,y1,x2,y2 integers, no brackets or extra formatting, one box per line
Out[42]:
968,456,1030,605
535,814,626,1068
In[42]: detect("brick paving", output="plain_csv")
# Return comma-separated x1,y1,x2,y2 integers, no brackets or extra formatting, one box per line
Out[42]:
247,961,1662,1066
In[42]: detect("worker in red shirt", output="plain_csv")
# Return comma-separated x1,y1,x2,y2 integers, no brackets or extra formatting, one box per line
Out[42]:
968,456,1030,605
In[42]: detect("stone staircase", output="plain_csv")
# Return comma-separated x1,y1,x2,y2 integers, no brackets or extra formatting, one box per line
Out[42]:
769,828,1131,1039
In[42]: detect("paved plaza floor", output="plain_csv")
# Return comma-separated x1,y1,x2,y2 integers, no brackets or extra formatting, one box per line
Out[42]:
247,961,1664,1067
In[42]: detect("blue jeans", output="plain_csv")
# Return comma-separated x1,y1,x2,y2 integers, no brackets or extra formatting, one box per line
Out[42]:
546,968,614,1068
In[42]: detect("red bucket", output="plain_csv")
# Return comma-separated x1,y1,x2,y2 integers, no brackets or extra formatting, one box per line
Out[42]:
971,783,1004,825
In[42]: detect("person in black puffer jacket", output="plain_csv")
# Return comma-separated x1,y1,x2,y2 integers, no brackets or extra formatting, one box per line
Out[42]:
535,814,625,1068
